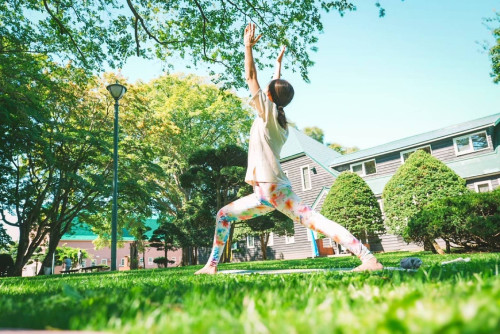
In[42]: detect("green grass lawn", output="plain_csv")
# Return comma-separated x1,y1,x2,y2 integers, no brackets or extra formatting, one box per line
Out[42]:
1,251,499,333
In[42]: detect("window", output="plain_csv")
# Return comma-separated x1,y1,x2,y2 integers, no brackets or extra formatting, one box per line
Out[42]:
231,242,238,250
306,228,318,241
285,234,295,244
148,257,153,265
474,181,492,193
91,259,96,266
268,232,274,247
401,145,432,163
301,166,312,190
453,131,489,155
247,235,255,249
120,258,125,267
139,258,144,264
350,160,377,176
81,260,86,267
101,259,108,265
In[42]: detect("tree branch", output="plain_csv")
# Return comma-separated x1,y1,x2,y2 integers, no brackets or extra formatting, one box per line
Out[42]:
126,0,185,55
42,0,88,66
194,0,231,69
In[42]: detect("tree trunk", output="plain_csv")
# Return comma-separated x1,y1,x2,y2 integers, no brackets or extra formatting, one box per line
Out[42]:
130,242,138,270
445,240,451,253
423,238,437,253
13,226,31,276
432,239,445,255
38,234,59,275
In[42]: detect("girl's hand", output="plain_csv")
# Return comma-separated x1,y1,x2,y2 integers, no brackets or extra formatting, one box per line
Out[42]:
244,23,262,47
276,45,286,63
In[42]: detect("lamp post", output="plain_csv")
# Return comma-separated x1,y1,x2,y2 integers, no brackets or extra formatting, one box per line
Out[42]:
106,82,127,271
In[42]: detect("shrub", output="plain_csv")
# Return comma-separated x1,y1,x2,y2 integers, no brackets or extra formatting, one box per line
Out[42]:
408,189,500,251
0,253,14,277
321,171,384,243
153,257,175,268
383,150,469,239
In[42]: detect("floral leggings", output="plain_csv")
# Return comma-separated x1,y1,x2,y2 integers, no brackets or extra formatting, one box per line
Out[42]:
206,182,374,267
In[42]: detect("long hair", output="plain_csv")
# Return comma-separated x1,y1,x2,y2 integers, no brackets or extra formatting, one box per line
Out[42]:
268,79,294,129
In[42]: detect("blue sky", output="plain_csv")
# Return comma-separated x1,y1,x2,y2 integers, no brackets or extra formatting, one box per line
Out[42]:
121,0,500,150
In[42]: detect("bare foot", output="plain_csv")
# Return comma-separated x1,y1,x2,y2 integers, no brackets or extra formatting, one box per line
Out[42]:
352,257,384,272
194,265,217,275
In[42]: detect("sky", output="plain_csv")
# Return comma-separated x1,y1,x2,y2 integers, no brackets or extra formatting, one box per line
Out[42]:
121,0,500,150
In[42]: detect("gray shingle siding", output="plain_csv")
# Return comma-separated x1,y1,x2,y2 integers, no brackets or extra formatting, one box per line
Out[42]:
333,127,496,179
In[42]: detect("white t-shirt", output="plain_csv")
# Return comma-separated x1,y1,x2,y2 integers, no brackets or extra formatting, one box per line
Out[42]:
245,89,290,186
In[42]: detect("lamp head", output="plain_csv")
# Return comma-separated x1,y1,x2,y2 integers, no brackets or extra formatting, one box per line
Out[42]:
106,82,127,100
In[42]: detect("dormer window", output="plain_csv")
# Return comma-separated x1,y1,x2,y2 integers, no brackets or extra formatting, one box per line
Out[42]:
453,131,489,156
400,145,432,163
350,160,377,176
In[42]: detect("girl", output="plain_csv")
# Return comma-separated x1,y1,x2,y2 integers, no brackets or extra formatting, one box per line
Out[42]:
195,23,383,275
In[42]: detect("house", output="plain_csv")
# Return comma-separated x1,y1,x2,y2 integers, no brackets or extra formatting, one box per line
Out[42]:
227,113,500,262
57,218,182,273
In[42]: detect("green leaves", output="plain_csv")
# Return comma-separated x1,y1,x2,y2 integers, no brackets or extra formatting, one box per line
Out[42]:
321,171,384,242
383,150,469,239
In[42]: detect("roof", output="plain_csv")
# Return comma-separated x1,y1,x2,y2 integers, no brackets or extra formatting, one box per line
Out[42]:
281,127,342,176
330,113,500,166
61,218,161,241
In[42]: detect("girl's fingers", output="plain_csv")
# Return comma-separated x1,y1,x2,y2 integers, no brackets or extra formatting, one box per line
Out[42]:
254,34,262,44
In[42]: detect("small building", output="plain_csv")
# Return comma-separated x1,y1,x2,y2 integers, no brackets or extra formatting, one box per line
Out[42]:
57,219,182,273
226,113,500,262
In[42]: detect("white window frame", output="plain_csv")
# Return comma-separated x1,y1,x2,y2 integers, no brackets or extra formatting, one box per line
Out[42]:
91,259,97,266
119,258,125,267
474,180,492,193
285,234,295,244
453,130,490,156
139,258,144,264
81,260,86,267
231,242,238,250
148,257,153,265
350,159,377,176
400,145,432,163
300,165,312,191
267,232,274,247
101,259,108,265
246,235,255,249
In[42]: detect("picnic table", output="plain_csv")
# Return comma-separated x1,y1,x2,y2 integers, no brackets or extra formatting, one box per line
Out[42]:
61,265,110,275
80,265,110,273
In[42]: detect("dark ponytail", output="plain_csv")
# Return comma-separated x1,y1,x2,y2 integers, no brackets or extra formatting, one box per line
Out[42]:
268,79,294,129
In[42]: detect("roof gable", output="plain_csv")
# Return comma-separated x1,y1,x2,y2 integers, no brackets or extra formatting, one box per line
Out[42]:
281,127,342,175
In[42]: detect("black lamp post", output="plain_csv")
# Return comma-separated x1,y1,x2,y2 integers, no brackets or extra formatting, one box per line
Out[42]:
106,82,127,271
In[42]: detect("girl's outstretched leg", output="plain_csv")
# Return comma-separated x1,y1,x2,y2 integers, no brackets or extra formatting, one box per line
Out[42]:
195,193,274,275
260,183,383,271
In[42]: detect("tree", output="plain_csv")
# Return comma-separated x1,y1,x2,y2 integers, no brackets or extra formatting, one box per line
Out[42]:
321,172,384,244
1,0,364,88
179,144,248,263
408,189,500,252
149,220,183,265
235,210,293,260
328,143,360,155
0,50,118,276
0,226,12,252
486,12,500,83
382,150,469,253
54,245,91,267
303,127,325,143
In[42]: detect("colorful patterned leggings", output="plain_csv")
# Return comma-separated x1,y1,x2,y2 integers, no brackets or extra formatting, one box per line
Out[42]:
206,182,373,267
